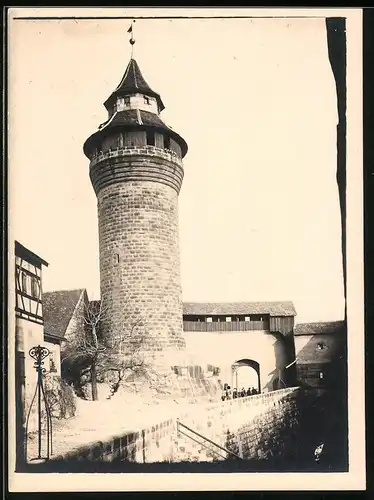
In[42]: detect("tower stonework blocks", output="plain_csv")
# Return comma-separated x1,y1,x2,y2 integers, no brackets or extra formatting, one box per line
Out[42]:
84,59,188,352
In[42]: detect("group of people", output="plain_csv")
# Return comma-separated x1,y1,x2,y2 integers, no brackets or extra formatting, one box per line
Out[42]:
221,383,259,401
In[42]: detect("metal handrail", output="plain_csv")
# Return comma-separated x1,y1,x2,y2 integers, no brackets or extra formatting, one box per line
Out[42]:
177,429,228,460
177,420,242,460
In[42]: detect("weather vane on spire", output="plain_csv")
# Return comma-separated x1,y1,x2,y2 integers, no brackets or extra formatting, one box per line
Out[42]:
127,20,136,58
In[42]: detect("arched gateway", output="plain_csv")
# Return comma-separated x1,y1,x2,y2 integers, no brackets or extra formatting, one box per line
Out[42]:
231,359,261,394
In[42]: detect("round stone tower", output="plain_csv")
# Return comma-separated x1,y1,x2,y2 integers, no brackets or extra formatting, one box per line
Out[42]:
83,58,188,353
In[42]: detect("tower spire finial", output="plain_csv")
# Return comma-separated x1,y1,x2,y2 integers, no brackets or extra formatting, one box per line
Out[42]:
127,20,136,58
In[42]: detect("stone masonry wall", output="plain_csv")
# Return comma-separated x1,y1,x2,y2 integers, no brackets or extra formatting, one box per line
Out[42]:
50,418,176,464
173,387,304,462
46,388,307,466
97,179,185,351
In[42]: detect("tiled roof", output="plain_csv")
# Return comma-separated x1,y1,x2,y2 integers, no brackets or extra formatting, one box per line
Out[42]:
104,58,165,112
83,110,188,158
182,302,297,317
43,289,85,339
294,321,345,336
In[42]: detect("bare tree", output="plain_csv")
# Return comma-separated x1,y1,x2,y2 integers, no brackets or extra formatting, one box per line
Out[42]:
61,297,109,401
61,297,159,401
81,298,108,400
98,321,148,399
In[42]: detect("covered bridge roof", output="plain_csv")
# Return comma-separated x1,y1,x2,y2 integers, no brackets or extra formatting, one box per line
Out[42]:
182,301,297,317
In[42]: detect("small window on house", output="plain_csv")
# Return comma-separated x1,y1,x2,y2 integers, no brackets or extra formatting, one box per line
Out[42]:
21,272,28,294
164,135,170,150
124,96,130,105
317,342,325,350
206,317,212,323
144,96,150,105
31,277,39,298
319,372,324,379
245,316,250,322
226,317,232,322
146,130,155,146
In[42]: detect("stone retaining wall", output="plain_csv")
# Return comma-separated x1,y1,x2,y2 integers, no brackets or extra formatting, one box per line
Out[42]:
52,418,176,464
48,388,308,465
173,387,305,461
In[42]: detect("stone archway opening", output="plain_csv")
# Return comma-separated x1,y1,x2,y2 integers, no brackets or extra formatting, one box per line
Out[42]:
232,359,261,394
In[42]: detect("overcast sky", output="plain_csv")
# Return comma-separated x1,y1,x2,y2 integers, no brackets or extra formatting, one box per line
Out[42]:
9,15,345,323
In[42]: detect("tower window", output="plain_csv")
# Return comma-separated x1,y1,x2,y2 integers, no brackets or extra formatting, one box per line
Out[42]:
144,96,150,105
146,130,155,146
113,253,120,265
164,135,170,150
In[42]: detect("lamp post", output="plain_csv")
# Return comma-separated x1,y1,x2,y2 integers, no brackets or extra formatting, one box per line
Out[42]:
25,345,53,461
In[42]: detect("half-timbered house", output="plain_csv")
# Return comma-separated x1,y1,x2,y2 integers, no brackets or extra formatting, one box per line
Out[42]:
14,241,50,465
15,241,50,393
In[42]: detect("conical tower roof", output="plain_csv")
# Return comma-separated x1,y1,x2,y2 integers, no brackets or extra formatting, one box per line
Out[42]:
104,58,165,112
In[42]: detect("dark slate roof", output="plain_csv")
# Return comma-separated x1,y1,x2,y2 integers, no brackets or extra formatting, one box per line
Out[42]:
182,302,297,317
15,240,48,268
294,321,345,336
100,110,171,132
83,110,188,158
104,58,165,112
90,300,296,317
43,289,85,340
